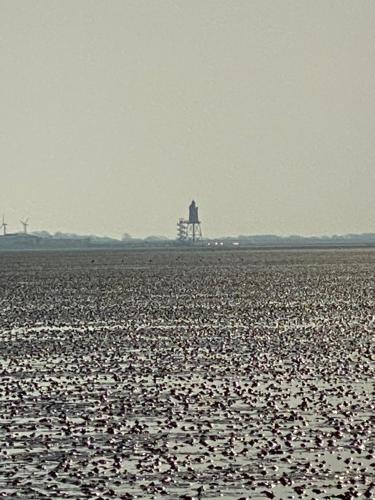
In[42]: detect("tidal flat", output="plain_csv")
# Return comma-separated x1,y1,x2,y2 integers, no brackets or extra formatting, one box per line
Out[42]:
0,249,374,499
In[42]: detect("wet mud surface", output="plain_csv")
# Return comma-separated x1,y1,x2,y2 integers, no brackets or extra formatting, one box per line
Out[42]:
0,249,374,499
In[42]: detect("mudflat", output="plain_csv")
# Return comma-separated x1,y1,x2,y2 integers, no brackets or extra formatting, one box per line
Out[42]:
0,249,374,499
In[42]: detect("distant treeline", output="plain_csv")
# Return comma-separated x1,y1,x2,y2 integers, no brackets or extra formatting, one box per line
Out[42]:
1,231,375,250
31,231,375,246
32,231,168,244
232,233,375,246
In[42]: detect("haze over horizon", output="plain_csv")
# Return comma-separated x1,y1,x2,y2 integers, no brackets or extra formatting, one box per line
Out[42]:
1,1,375,239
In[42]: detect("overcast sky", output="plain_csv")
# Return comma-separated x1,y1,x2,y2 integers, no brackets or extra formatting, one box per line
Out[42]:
1,1,375,238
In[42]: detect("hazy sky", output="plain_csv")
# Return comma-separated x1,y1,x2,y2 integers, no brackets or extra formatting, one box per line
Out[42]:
1,1,375,238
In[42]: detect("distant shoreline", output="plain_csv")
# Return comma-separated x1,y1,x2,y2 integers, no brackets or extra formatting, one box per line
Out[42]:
1,242,375,253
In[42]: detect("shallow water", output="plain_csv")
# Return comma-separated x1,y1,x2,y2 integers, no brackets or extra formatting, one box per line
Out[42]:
0,249,374,499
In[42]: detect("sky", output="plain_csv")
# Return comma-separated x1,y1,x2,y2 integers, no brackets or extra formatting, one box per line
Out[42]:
1,0,375,239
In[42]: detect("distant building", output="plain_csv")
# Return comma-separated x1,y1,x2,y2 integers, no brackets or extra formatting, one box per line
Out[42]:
188,200,199,224
177,200,202,243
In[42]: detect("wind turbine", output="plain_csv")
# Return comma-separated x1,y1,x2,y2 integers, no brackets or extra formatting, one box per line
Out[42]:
20,218,29,234
1,216,8,236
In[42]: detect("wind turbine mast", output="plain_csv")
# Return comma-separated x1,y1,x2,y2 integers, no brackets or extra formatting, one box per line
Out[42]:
20,218,29,234
2,216,8,236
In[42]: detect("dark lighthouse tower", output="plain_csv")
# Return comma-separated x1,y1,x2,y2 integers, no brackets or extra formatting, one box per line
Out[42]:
188,200,201,242
177,200,203,243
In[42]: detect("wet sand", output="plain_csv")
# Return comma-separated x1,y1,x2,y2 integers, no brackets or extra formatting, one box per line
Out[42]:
0,249,374,499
